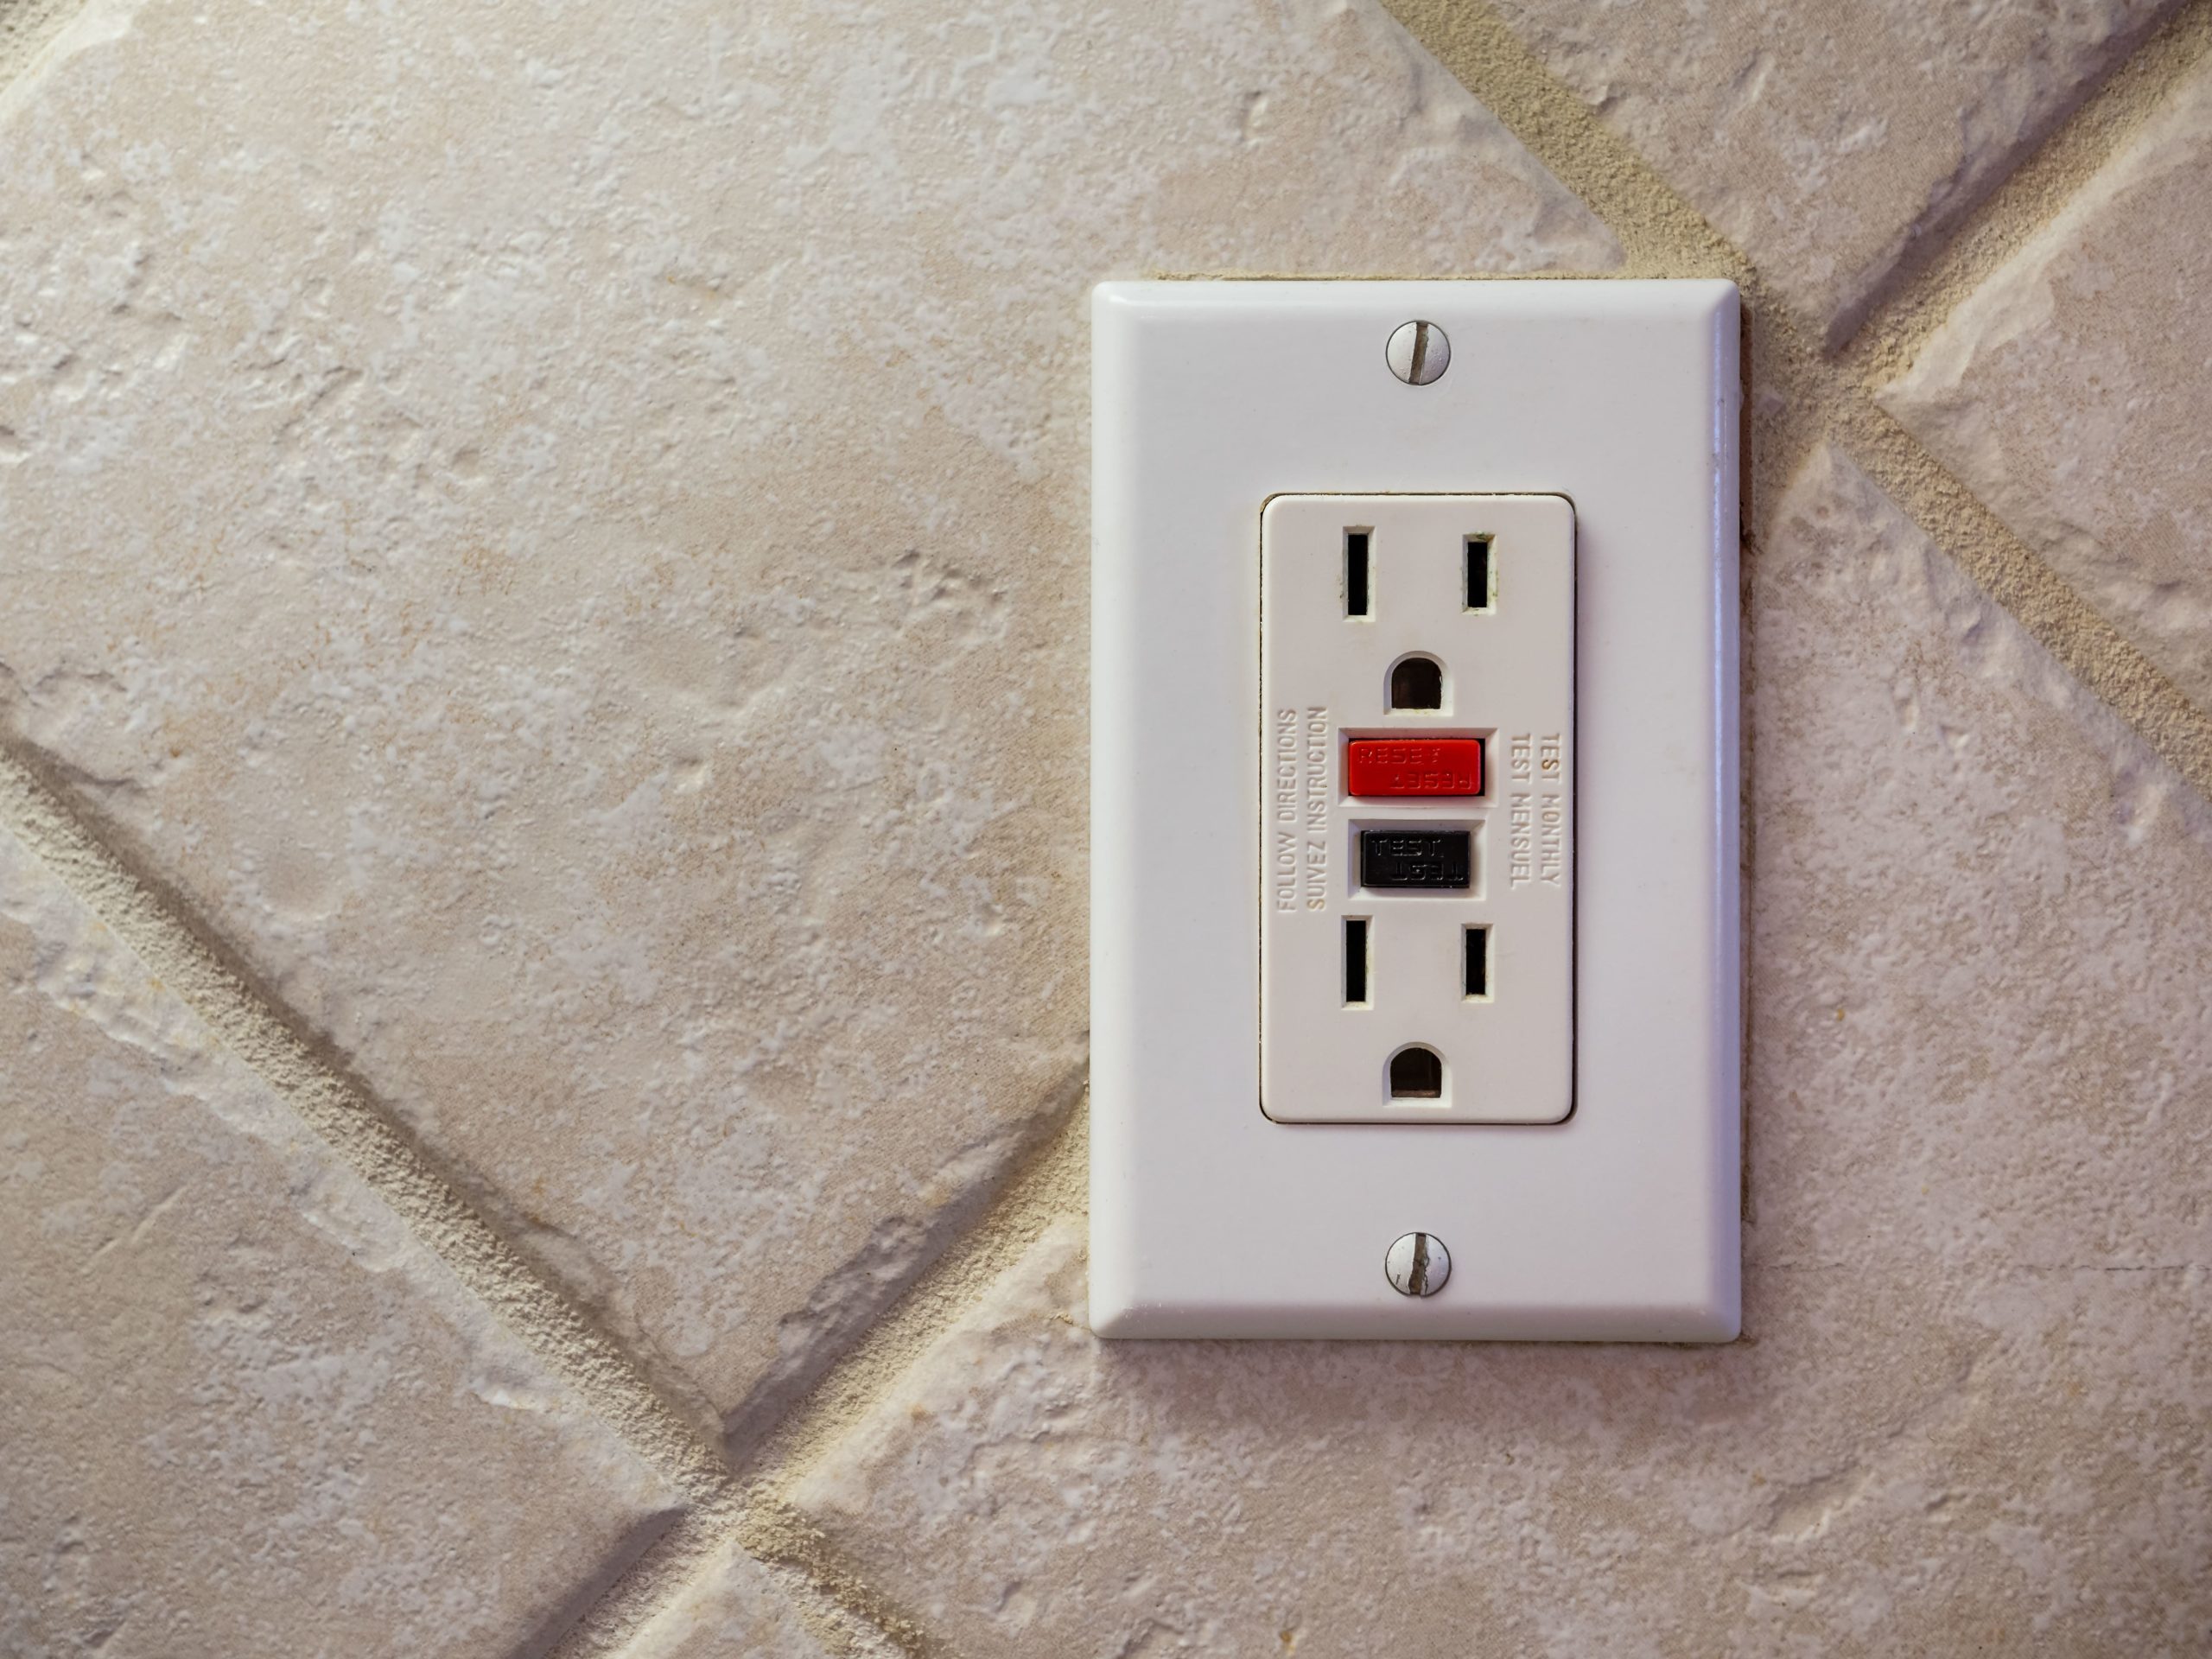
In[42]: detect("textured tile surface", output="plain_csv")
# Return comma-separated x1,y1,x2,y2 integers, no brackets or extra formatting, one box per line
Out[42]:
0,834,677,1659
1881,56,2212,715
792,449,2212,1656
1464,0,2175,336
0,0,1618,1437
7,0,2207,1642
626,1545,832,1659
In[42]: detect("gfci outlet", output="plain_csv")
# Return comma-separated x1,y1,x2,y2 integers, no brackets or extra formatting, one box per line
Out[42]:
1262,493,1574,1125
1090,279,1742,1341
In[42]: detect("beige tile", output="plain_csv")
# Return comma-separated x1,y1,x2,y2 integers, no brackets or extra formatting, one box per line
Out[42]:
790,448,2212,1656
0,0,1618,1438
1880,58,2212,715
0,833,683,1658
1748,447,2212,1278
626,1545,833,1659
800,1243,2212,1656
1448,0,2176,338
797,1225,2212,1657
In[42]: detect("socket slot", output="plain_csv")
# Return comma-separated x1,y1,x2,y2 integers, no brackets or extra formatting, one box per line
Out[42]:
1465,535,1494,611
1464,925,1490,999
1388,1045,1444,1100
1344,530,1370,618
1343,917,1370,1006
1387,655,1443,711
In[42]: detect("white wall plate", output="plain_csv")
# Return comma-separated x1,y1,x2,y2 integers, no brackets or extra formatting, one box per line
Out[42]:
1090,279,1741,1341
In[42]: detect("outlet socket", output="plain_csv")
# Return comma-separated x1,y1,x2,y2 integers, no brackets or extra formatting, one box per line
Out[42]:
1261,493,1573,1123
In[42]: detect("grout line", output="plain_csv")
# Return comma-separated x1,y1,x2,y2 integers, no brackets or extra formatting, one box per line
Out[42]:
1845,0,2212,386
1826,395,2212,785
2,717,1082,1658
541,1494,938,1659
543,1108,1086,1659
740,1105,1087,1495
1379,0,2212,805
541,1510,745,1659
0,0,87,92
0,739,1052,1659
0,741,736,1510
716,1061,1090,1465
739,1501,954,1659
512,1510,702,1659
703,1109,1091,1657
0,717,1063,1659
1376,0,1750,278
762,1556,938,1659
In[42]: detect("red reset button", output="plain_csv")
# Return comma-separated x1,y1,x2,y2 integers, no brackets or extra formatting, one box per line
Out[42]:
1347,737,1484,798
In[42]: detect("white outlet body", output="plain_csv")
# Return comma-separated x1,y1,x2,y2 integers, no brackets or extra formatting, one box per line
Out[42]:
1090,279,1741,1341
1261,493,1575,1124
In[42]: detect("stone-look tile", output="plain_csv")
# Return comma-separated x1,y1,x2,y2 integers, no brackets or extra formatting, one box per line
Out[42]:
791,450,2212,1656
0,0,1618,1438
1748,448,2212,1279
796,1231,2212,1656
1881,57,2212,715
625,1547,833,1659
1446,0,2176,338
0,834,682,1658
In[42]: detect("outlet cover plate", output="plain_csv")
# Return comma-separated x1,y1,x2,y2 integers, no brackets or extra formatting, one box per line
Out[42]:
1090,279,1741,1340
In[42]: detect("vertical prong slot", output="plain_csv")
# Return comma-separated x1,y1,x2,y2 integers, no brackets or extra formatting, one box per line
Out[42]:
1465,534,1493,611
1344,917,1370,1006
1344,530,1370,618
1464,925,1489,998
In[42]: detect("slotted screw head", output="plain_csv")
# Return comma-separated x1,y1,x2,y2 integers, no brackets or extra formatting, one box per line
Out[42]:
1384,1231,1451,1297
1385,320,1449,385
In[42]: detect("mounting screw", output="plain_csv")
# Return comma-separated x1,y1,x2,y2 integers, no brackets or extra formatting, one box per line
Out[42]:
1385,320,1449,385
1384,1231,1451,1297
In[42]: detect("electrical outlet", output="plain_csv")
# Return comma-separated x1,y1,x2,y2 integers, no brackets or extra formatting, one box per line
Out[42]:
1261,493,1573,1123
1091,279,1740,1341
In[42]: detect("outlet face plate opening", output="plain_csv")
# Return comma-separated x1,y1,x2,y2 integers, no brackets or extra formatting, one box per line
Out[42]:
1262,493,1573,1125
1090,279,1741,1342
